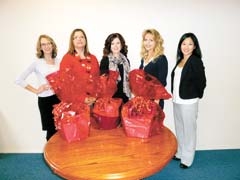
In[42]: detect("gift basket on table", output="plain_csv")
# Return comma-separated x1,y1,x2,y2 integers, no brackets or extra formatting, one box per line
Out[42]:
121,69,171,138
92,70,123,130
52,101,90,142
46,68,97,142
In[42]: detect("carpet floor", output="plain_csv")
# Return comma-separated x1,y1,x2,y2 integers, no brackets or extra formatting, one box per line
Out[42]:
0,149,240,180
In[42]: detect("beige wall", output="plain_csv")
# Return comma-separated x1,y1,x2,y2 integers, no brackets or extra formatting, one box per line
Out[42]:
1,0,240,152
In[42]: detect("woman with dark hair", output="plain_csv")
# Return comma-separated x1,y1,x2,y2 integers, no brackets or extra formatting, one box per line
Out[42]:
100,33,131,103
60,28,99,105
15,34,60,141
171,32,206,168
139,29,168,109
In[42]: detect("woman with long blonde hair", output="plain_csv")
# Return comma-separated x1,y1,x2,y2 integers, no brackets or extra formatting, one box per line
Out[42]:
139,29,168,109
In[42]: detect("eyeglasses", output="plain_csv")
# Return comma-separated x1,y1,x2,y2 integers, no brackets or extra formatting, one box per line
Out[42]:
41,42,52,47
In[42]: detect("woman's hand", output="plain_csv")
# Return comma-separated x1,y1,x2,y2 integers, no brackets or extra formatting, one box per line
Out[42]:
36,84,51,94
85,97,96,106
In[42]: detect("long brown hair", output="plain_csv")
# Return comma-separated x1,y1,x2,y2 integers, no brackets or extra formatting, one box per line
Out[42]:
103,33,128,57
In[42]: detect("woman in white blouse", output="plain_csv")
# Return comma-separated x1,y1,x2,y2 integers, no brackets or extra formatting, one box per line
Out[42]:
15,34,60,141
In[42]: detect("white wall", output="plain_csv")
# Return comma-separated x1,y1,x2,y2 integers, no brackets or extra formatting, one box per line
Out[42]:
0,0,239,153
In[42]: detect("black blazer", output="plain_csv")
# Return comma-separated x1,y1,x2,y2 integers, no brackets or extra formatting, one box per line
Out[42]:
139,55,168,86
171,55,206,99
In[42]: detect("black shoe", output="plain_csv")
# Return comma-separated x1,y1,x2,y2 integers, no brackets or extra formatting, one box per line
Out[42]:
172,156,180,161
180,163,189,169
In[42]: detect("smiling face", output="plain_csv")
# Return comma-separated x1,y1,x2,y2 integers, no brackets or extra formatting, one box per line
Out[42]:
143,33,156,53
40,37,53,56
181,37,196,58
110,37,122,56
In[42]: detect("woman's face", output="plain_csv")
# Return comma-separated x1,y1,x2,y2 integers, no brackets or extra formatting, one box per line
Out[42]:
73,31,86,49
143,33,156,52
181,37,195,57
40,37,53,55
110,37,122,55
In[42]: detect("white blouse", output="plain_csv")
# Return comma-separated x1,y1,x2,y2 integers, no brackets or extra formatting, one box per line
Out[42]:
15,58,60,97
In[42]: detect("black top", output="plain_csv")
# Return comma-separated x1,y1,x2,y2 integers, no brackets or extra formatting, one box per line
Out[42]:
139,55,168,86
139,55,168,109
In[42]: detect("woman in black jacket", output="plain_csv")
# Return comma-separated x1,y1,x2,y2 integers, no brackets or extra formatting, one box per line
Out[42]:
171,32,206,168
139,29,168,109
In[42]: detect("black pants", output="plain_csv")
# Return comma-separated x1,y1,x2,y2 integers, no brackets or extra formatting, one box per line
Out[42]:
38,95,60,141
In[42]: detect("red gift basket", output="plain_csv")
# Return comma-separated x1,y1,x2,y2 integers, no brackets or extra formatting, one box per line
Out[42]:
52,102,90,142
121,96,165,138
92,97,122,130
121,69,171,138
92,71,122,130
129,69,171,99
46,68,99,103
96,70,119,98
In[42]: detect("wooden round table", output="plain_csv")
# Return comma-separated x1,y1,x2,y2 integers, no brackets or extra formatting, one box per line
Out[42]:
44,126,177,180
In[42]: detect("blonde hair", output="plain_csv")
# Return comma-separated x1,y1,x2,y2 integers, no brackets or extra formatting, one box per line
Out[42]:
36,34,57,58
140,29,164,60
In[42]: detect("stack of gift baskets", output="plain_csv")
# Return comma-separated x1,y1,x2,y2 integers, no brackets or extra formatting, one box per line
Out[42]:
121,69,171,138
92,71,123,130
47,70,122,142
46,68,171,142
46,68,94,142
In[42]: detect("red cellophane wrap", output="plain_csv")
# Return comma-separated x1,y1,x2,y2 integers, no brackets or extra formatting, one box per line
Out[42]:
46,68,99,103
52,101,90,142
121,96,165,138
92,98,122,130
96,70,119,98
46,70,61,98
92,70,122,130
121,69,170,138
129,69,171,100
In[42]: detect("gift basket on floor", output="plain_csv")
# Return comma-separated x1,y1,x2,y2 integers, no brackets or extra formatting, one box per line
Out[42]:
121,69,171,138
92,70,122,130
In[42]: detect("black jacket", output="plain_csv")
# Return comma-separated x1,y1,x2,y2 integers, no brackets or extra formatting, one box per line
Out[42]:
139,55,168,86
171,55,206,99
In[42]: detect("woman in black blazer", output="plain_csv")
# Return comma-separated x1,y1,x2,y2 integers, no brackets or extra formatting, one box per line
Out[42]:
139,29,168,109
171,33,206,168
